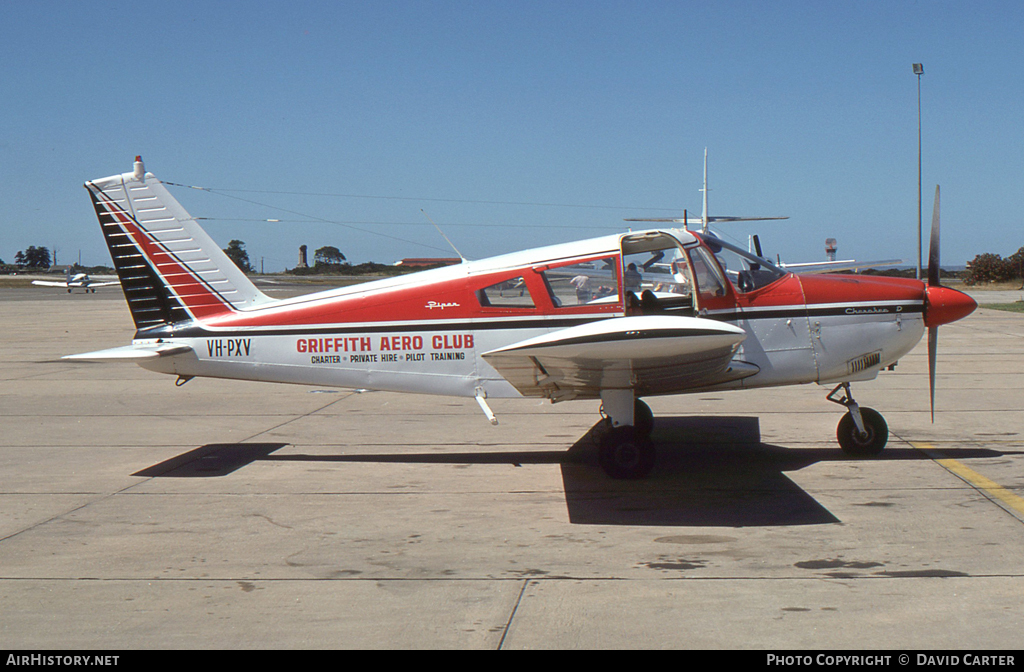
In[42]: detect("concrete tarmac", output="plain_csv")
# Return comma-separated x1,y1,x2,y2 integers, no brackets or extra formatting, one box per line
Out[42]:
1,286,1023,649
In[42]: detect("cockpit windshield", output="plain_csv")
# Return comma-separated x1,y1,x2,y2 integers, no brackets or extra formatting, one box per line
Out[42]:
700,234,786,293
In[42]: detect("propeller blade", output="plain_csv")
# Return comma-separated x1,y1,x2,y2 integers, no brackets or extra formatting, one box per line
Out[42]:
928,185,941,287
927,187,939,421
928,326,937,423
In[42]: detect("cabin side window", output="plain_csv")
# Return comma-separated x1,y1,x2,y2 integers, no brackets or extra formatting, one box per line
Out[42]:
540,257,620,308
703,237,786,293
476,276,535,308
622,247,691,297
620,233,696,315
687,246,729,302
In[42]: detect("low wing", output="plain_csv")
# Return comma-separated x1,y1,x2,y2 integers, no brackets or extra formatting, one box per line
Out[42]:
63,343,193,361
482,315,756,401
624,216,788,224
31,280,119,288
779,259,903,274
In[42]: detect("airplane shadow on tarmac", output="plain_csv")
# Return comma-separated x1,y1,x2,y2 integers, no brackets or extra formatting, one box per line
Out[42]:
132,416,1010,528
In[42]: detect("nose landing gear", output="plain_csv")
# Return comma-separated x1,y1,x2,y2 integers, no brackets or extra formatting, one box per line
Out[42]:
827,383,888,457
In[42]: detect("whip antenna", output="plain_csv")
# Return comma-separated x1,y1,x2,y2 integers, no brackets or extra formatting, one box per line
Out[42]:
421,209,466,262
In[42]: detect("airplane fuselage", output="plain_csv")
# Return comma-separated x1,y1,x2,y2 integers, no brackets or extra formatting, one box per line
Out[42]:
130,230,931,401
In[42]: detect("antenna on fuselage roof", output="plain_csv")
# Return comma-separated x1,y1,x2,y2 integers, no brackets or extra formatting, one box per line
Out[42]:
622,148,788,232
420,209,467,262
700,147,710,233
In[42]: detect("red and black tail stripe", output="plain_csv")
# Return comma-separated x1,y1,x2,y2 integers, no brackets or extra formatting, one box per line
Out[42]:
87,185,191,331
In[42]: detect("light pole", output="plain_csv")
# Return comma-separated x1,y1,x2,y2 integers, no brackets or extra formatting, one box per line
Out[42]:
913,63,924,280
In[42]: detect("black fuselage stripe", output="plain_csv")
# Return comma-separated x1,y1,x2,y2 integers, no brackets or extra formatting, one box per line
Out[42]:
715,304,923,322
136,302,921,340
142,317,598,339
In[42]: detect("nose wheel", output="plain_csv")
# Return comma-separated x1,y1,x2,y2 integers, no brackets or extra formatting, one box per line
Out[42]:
836,407,888,456
828,383,888,457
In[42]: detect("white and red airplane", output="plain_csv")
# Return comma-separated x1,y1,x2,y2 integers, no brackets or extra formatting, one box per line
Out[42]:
67,157,977,478
32,268,120,293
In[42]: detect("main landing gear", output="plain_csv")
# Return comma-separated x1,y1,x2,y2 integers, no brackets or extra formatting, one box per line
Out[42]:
598,391,656,480
594,383,891,479
827,383,889,457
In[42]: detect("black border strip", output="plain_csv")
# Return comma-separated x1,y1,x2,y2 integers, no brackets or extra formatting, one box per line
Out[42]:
142,300,922,340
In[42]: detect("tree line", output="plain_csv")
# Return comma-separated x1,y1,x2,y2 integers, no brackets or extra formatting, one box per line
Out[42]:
222,241,350,274
2,241,407,277
962,247,1024,286
8,246,53,269
222,241,427,277
199,240,1024,286
11,238,1022,286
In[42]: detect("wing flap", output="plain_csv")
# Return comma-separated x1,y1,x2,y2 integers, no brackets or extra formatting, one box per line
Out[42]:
482,315,749,400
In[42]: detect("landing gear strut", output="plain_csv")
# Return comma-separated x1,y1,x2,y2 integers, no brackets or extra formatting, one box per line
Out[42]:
827,383,888,457
598,391,656,479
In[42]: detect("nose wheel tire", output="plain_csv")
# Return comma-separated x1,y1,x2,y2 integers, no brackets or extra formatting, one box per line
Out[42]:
599,427,656,479
837,407,888,457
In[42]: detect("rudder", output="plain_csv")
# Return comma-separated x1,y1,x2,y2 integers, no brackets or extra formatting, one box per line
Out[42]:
85,157,272,332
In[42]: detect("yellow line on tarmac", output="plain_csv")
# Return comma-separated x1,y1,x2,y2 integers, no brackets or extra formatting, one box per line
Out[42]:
913,441,1024,520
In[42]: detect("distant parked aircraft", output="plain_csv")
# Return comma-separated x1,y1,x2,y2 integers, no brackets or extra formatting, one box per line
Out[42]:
32,268,119,293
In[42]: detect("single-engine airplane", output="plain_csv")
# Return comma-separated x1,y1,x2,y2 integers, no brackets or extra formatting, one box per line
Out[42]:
32,268,120,293
67,157,976,479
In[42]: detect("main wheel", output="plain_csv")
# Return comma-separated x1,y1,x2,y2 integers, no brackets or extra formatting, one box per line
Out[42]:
599,427,656,479
837,407,888,457
633,398,654,438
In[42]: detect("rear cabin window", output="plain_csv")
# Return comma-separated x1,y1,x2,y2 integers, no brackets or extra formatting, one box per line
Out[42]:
476,277,535,308
540,257,620,308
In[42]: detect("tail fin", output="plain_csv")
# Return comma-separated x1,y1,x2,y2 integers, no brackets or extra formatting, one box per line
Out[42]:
85,157,272,331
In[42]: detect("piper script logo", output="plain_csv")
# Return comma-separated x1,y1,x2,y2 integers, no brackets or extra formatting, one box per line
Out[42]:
426,301,460,310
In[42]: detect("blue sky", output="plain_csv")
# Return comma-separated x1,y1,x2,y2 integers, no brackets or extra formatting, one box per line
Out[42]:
2,1,1021,271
